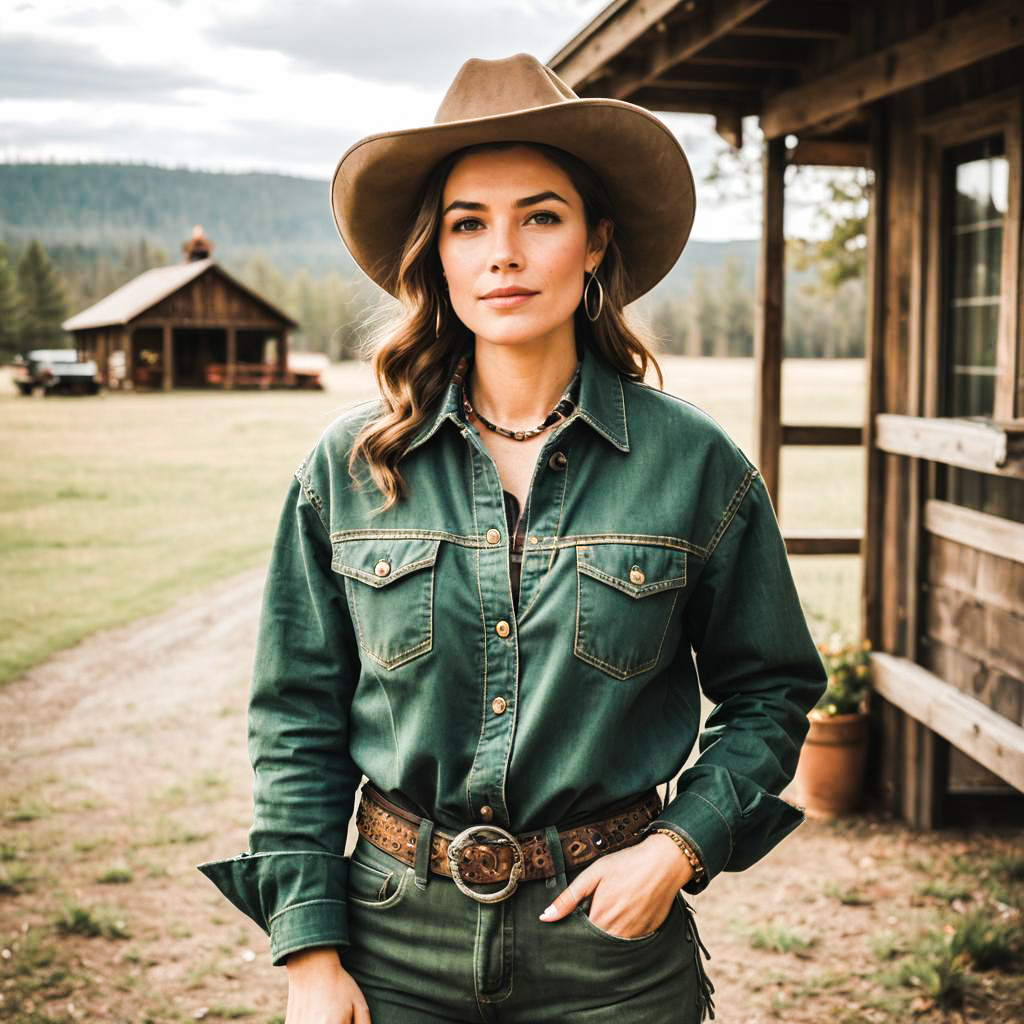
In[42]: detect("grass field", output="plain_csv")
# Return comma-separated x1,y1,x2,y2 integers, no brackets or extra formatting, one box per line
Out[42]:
0,355,865,684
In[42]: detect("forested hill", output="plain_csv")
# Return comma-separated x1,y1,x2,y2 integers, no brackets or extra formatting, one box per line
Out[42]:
0,161,755,287
0,163,357,276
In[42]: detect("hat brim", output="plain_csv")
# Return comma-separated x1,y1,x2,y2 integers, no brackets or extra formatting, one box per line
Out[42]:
330,98,695,304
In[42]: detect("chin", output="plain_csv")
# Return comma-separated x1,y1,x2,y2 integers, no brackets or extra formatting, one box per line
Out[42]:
468,314,572,348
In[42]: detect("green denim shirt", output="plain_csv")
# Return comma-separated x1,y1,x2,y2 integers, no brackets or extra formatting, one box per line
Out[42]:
197,343,827,966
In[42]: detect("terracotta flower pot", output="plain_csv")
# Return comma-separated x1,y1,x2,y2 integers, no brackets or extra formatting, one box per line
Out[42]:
793,711,869,819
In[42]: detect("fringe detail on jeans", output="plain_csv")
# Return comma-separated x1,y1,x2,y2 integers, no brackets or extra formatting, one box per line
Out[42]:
680,896,715,1021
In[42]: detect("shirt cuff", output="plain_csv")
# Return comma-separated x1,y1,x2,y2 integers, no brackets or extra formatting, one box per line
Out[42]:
643,788,733,894
196,850,350,966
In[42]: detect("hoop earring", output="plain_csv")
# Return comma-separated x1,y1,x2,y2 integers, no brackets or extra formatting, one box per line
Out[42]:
583,268,604,322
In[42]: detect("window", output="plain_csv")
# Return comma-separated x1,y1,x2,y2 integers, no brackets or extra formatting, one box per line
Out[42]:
936,132,1024,522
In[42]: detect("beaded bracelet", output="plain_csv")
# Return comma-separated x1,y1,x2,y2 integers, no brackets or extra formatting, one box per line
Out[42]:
651,827,706,883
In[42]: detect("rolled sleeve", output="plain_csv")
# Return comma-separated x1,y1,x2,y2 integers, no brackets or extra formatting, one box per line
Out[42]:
196,461,363,965
654,465,827,891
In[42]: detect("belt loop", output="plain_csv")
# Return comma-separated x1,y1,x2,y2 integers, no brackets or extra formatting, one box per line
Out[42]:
543,824,568,891
414,816,434,891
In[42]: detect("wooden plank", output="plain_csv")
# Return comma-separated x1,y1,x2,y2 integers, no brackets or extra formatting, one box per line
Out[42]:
626,87,760,115
753,133,785,510
782,424,863,446
567,0,774,100
783,531,861,556
787,139,871,168
875,413,1024,478
871,651,1024,791
730,1,849,41
761,0,1024,138
925,499,1024,567
226,325,237,391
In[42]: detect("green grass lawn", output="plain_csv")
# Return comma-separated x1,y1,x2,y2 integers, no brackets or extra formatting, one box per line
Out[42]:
0,355,864,684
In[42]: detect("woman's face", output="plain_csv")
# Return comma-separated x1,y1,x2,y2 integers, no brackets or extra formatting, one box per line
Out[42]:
437,144,610,349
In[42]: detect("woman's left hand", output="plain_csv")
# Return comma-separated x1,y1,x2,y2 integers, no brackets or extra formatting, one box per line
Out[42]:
537,833,694,938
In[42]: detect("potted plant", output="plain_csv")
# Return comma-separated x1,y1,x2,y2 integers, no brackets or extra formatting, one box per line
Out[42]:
793,635,873,819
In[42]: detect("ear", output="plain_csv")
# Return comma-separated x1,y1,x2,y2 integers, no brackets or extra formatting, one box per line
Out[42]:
587,217,613,273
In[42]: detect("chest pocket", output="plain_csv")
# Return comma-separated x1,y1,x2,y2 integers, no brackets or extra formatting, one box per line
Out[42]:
331,537,441,671
574,541,688,681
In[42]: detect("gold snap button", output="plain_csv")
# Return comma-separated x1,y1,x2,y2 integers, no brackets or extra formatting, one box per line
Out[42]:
529,535,539,545
486,528,501,545
548,450,568,471
491,696,507,715
479,805,494,822
495,619,510,638
374,559,392,577
629,566,645,585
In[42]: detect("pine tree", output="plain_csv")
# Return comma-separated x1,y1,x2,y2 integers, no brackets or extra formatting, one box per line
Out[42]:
16,239,69,349
0,244,23,361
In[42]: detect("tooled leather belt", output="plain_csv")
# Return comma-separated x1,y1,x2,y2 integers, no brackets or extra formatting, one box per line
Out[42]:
355,780,663,890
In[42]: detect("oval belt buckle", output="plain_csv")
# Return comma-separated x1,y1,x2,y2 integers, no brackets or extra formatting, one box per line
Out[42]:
446,824,525,904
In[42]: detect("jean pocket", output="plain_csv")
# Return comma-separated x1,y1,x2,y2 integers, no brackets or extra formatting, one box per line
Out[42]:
572,891,680,946
331,536,441,670
346,843,413,910
573,540,688,680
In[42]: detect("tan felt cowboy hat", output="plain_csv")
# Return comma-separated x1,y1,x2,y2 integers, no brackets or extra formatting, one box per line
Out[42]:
330,53,695,304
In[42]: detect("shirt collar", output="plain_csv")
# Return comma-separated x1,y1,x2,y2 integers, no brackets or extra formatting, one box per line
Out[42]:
403,344,630,456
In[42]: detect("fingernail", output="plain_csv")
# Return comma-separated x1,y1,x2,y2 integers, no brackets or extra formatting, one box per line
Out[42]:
539,904,555,920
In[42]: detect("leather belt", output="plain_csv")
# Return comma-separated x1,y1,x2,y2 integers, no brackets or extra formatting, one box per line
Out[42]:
355,781,663,903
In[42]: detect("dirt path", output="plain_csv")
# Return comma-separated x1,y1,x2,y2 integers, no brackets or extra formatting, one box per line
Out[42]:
1,571,1021,1023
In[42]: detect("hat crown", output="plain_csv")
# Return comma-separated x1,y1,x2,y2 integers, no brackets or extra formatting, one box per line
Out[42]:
434,53,577,125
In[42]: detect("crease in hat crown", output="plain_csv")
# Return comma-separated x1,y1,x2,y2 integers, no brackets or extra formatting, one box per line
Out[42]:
433,54,577,123
330,51,697,303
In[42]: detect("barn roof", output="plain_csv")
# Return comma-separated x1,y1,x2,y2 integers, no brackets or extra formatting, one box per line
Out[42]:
62,258,297,331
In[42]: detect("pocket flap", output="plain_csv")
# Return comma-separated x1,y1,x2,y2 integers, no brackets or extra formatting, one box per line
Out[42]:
331,537,441,588
577,541,686,597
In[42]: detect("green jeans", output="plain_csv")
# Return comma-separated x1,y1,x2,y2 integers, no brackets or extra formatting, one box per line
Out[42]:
338,821,715,1022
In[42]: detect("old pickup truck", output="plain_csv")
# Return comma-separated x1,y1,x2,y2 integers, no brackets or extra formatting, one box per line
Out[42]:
13,349,102,396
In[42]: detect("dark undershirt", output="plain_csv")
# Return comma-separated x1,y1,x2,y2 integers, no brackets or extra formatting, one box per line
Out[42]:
459,355,581,612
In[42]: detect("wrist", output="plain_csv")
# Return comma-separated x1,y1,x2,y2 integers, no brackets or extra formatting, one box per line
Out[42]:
643,827,706,887
643,832,694,887
285,945,342,974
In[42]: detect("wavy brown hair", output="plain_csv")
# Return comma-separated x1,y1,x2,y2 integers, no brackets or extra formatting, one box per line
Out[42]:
348,140,664,514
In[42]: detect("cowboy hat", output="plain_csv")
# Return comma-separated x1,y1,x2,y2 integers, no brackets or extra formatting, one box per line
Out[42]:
330,53,695,304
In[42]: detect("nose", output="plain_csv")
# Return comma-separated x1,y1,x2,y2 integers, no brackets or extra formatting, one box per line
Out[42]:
488,219,523,273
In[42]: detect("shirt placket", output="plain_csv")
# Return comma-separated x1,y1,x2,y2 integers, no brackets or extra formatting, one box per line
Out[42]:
457,413,580,829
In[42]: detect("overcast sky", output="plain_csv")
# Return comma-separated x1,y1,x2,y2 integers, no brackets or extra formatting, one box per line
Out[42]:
1,0,845,242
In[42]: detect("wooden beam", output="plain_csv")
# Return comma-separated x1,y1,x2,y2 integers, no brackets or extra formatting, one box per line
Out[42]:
754,134,785,510
761,0,1024,138
729,1,849,40
924,499,1024,567
996,95,1022,421
715,110,743,149
783,531,862,556
862,107,887,651
781,424,863,446
787,139,870,168
550,0,695,90
596,0,774,101
875,413,1024,478
627,87,760,115
871,652,1024,792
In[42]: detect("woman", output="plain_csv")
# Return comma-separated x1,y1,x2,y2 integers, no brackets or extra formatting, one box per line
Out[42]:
198,54,827,1024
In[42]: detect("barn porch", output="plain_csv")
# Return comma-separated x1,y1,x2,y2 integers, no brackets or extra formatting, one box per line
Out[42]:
551,0,1024,826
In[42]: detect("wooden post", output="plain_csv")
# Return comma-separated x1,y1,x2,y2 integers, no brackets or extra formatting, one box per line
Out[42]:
754,133,785,510
226,325,237,390
279,330,289,385
124,328,134,390
98,330,110,387
162,322,173,392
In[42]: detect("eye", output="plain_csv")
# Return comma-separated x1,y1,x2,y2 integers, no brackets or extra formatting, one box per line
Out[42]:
528,210,561,225
452,217,483,233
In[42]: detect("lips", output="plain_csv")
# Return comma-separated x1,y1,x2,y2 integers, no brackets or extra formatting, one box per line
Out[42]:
480,286,538,308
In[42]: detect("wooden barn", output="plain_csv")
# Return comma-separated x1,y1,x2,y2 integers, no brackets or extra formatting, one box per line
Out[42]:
552,0,1024,826
62,228,298,391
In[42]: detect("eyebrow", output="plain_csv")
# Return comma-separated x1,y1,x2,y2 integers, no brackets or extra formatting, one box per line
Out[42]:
442,191,570,216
